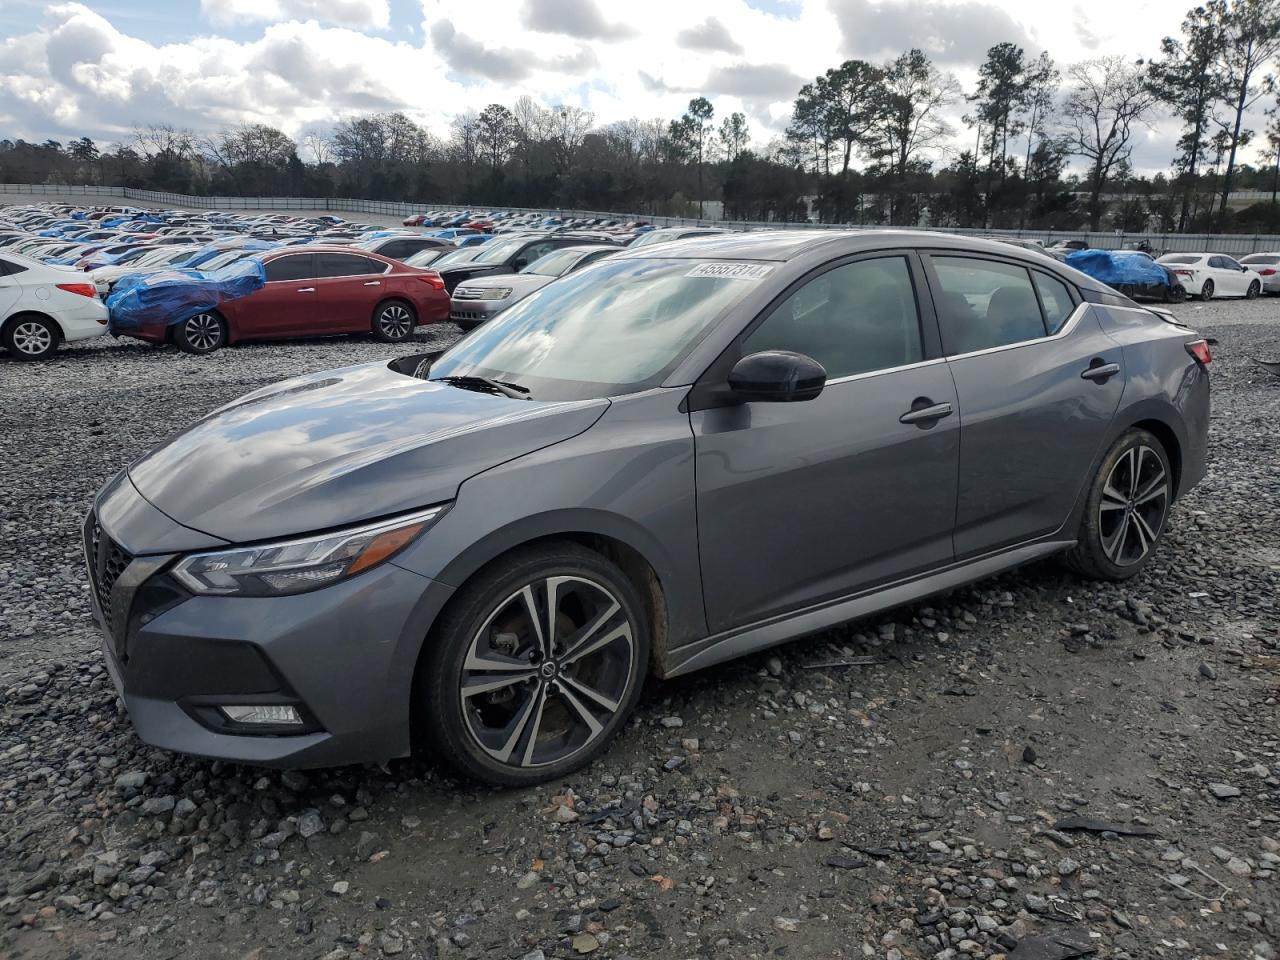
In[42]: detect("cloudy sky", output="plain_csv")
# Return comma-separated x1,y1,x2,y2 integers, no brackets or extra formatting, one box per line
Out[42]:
0,0,1274,174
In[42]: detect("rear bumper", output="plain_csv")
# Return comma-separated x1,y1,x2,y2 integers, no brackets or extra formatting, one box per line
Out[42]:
55,296,109,342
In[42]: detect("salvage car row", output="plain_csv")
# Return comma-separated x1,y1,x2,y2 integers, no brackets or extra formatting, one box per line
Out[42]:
0,202,724,358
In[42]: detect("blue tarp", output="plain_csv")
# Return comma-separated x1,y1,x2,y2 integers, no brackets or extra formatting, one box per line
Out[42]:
107,258,266,332
1065,250,1169,288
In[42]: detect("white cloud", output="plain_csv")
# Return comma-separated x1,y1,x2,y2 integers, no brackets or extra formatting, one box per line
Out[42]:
0,0,1274,176
200,0,391,30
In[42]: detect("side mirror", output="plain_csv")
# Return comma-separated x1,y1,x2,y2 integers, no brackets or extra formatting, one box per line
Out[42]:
727,351,826,403
512,257,528,271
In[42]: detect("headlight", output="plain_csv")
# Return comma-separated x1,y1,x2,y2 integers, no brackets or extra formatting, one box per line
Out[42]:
467,287,512,300
172,505,447,597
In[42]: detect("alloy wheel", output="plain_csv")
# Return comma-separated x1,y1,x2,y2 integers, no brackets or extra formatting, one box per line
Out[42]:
1247,281,1260,300
1098,444,1168,567
458,575,635,770
184,313,223,351
379,304,413,339
12,321,53,356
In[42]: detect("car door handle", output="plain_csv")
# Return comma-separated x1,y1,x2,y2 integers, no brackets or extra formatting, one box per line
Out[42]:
899,400,953,425
296,287,315,293
363,280,381,286
1081,360,1120,382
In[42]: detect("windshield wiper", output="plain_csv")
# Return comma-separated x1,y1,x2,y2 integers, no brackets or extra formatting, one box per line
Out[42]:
430,375,531,400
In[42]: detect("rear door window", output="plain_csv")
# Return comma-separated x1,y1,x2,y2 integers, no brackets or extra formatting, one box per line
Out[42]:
930,256,1048,355
1032,272,1075,334
315,253,384,277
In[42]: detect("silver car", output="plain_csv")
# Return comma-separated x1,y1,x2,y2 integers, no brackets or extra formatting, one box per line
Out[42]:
450,244,619,330
85,231,1210,785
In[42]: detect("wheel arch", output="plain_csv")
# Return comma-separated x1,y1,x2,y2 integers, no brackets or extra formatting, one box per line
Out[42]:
2,309,65,341
1131,416,1183,498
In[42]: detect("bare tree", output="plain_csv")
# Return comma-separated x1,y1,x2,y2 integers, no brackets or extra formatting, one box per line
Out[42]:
132,123,195,161
1061,57,1158,230
1213,0,1280,224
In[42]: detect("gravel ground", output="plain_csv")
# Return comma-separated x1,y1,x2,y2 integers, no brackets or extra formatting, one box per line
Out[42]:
1,299,1279,960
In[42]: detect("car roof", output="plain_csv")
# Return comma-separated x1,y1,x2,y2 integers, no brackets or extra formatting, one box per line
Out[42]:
616,228,1070,264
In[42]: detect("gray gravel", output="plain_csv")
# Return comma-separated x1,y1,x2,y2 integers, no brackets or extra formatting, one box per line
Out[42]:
1,298,1279,959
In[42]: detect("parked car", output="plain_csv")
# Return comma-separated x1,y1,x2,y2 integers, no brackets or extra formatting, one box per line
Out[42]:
628,226,727,248
85,230,1210,784
1065,249,1186,303
354,234,454,261
450,244,619,330
110,246,449,353
434,234,604,293
0,251,107,359
89,245,204,295
1045,239,1089,261
1156,252,1262,300
1240,252,1280,295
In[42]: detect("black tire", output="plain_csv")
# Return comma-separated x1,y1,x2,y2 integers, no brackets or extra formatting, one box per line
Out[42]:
1199,279,1214,301
372,300,417,342
173,311,227,354
419,542,650,787
1165,284,1186,304
2,315,60,360
1246,280,1261,300
1066,429,1172,581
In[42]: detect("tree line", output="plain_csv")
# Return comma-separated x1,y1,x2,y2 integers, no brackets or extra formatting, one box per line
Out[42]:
2,0,1279,233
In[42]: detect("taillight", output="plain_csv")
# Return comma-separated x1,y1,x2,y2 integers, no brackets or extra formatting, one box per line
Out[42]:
1258,268,1276,276
56,283,98,299
417,272,445,291
1185,339,1212,365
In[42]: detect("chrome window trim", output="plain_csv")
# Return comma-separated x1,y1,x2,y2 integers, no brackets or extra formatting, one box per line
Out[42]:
942,301,1091,363
824,356,948,386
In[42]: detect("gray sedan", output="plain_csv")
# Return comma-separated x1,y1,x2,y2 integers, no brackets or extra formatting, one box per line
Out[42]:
449,244,619,330
85,231,1210,785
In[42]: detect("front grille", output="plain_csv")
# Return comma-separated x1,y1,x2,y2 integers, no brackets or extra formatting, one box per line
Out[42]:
453,288,483,300
450,310,484,321
89,517,132,634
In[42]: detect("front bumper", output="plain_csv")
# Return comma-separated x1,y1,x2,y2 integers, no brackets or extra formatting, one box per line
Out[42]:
449,300,505,327
86,482,454,768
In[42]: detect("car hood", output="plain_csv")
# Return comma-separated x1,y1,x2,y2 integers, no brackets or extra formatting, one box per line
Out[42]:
457,274,554,295
128,361,609,544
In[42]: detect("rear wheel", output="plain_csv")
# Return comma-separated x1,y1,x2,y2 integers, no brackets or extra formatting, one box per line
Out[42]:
1246,280,1261,300
373,300,416,342
2,315,60,360
419,543,650,786
1066,429,1172,581
174,312,227,354
1199,279,1214,301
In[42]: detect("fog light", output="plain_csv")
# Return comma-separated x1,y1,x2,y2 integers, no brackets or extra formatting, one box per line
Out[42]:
221,705,303,725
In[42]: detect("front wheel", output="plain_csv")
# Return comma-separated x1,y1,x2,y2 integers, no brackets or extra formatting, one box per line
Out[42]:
1199,279,1214,301
2,316,60,360
419,543,650,786
373,300,416,342
1246,280,1261,300
1066,429,1172,581
174,312,227,354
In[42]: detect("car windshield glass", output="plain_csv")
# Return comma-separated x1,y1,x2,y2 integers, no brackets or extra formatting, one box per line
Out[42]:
199,251,246,270
404,248,445,267
471,237,527,264
433,247,484,267
1160,255,1200,264
429,258,760,400
520,248,583,276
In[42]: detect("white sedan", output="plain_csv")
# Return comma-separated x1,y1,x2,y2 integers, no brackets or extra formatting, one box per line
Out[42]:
1157,252,1263,301
0,252,108,359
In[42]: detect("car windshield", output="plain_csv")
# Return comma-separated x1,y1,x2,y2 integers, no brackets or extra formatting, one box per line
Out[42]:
429,257,761,400
470,237,528,265
433,246,485,268
1159,254,1200,264
404,248,446,267
520,248,587,277
198,250,246,270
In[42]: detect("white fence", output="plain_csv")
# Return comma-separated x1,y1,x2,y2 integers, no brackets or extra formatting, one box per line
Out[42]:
3,182,1278,255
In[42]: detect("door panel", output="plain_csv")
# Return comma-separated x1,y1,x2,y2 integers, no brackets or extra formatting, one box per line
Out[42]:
243,253,316,338
945,307,1124,556
308,253,386,333
692,366,960,632
691,253,957,634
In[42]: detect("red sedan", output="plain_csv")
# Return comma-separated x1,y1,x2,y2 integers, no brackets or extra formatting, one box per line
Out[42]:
120,246,450,354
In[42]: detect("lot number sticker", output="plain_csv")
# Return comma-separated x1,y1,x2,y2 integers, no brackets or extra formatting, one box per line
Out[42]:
686,262,774,280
